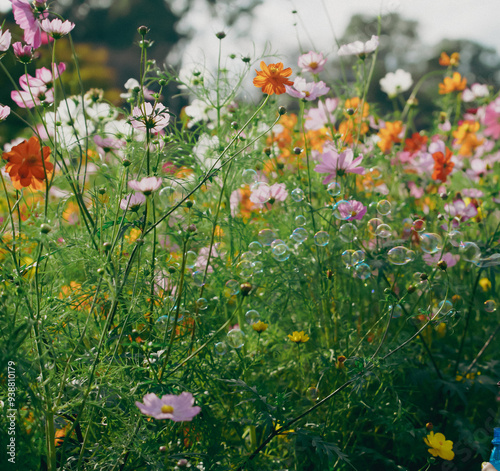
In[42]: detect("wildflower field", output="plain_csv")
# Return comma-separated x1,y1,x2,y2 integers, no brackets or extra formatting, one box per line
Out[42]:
0,1,500,470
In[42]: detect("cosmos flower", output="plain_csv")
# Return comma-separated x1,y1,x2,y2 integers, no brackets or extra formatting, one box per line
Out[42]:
424,431,455,461
135,392,201,422
0,28,12,52
12,41,32,63
305,98,339,130
482,96,500,139
40,18,75,39
439,72,467,94
336,199,367,221
380,69,413,97
131,102,170,134
285,77,329,101
314,145,364,183
430,141,454,182
439,52,460,67
11,0,48,49
297,51,327,74
128,176,162,195
338,35,378,57
462,83,489,102
120,193,146,211
0,105,11,121
253,61,294,95
288,331,309,343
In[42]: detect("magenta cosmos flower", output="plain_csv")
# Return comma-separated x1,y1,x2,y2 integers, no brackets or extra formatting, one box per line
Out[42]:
12,41,32,62
337,199,367,221
40,18,75,39
131,102,170,134
314,144,364,183
128,176,162,195
482,96,500,140
250,182,288,205
285,77,329,101
338,35,379,57
297,51,327,74
135,392,201,421
11,0,48,50
306,98,339,130
0,28,12,52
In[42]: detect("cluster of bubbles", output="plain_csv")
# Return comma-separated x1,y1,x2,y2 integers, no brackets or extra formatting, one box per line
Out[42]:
341,249,371,280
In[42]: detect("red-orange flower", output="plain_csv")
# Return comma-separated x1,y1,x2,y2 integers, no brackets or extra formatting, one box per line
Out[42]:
253,61,293,95
439,52,460,67
377,120,403,153
439,72,467,95
2,136,53,190
432,146,454,182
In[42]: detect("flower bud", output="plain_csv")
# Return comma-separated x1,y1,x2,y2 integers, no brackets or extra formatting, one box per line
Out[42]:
420,273,428,281
40,223,51,234
425,422,433,431
278,106,287,115
346,108,355,116
293,147,303,155
437,260,447,271
186,200,194,208
137,25,150,36
103,242,112,251
240,282,252,296
407,284,416,294
215,31,226,39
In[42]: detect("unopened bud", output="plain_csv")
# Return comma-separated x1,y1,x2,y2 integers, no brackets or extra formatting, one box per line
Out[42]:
215,31,226,39
240,282,252,296
138,25,150,36
278,106,287,116
437,260,447,271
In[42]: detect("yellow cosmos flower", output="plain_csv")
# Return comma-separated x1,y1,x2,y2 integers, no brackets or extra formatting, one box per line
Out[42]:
424,431,455,461
288,331,309,343
252,320,268,333
479,278,491,292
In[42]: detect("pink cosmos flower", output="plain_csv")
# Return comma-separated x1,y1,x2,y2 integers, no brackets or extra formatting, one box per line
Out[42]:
11,0,48,49
250,182,288,205
305,98,339,130
462,83,489,102
482,96,500,139
128,176,162,195
338,35,379,57
120,193,146,211
0,28,12,52
444,198,478,226
40,18,75,39
12,41,32,62
314,144,364,183
94,135,126,158
337,199,367,221
131,102,170,134
135,392,201,422
423,252,459,268
0,105,11,121
285,77,329,101
297,51,327,74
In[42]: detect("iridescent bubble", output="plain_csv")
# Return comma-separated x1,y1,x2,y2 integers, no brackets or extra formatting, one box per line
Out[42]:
291,188,305,202
327,182,341,197
370,166,383,180
245,309,260,325
227,329,245,349
252,260,263,274
271,239,286,249
272,243,290,262
295,215,307,226
214,341,227,355
390,304,403,318
196,298,208,310
484,300,496,312
290,227,308,244
314,231,330,246
388,246,415,265
225,279,240,296
248,241,263,255
156,315,170,329
332,200,351,220
341,249,356,267
448,230,462,247
355,263,371,280
159,186,175,205
412,219,426,233
460,241,481,263
339,223,358,242
242,168,258,184
192,270,205,287
237,260,254,278
375,224,392,238
479,254,500,267
240,251,256,261
367,218,383,234
353,250,365,265
377,199,392,216
420,233,442,254
306,387,319,401
438,300,453,315
258,229,278,246
402,218,413,237
250,182,271,204
186,251,197,269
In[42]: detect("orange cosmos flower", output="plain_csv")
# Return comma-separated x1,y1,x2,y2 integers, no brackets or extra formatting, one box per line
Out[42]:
439,52,460,67
432,146,454,182
452,120,483,156
2,136,53,190
404,132,428,154
253,61,294,95
439,72,467,94
377,120,403,153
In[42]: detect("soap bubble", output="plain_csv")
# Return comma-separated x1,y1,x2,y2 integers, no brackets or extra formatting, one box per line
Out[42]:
314,231,330,246
237,260,254,278
420,233,442,254
412,219,426,232
327,182,341,197
242,168,258,184
245,309,260,325
484,300,497,312
271,239,286,249
353,250,365,265
225,279,240,296
196,298,208,310
250,182,271,203
375,224,392,238
272,243,290,262
448,230,462,247
390,304,403,318
227,329,245,349
290,227,308,244
306,387,319,401
240,251,256,261
355,263,371,280
377,199,392,216
367,218,383,234
370,166,382,180
291,188,305,202
192,270,206,287
186,251,197,269
214,341,227,355
332,200,351,220
248,241,263,255
341,249,356,267
295,215,307,226
258,229,278,246
479,254,500,267
402,218,413,236
339,223,358,242
155,315,170,329
252,260,263,274
460,241,481,263
438,300,453,315
388,246,415,265
159,186,175,205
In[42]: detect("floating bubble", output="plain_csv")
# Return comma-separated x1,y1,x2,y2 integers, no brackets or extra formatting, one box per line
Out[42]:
327,182,341,197
484,300,497,312
370,166,383,180
227,329,245,349
306,387,319,401
250,182,271,204
248,240,263,255
341,249,356,267
339,223,358,242
388,246,415,265
353,250,365,265
390,304,403,318
196,298,208,310
237,260,254,278
332,200,351,220
159,186,175,205
155,315,170,329
420,233,442,254
290,227,308,244
355,263,371,280
314,231,330,246
258,229,278,246
367,218,383,234
448,230,462,247
252,260,263,274
460,241,481,263
225,279,240,296
402,218,413,236
245,309,260,325
242,168,258,184
192,270,205,287
186,251,197,269
214,341,227,355
377,199,392,216
375,223,392,238
272,243,290,262
291,188,305,202
479,254,500,267
412,219,426,233
295,215,307,226
271,239,285,249
438,300,453,315
240,251,256,261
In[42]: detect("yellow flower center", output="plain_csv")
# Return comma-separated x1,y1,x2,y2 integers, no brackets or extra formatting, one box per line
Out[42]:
161,405,174,414
309,61,318,69
269,66,279,75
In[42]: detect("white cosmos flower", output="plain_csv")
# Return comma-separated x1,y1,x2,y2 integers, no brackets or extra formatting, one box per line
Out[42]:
380,69,413,97
338,35,379,57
